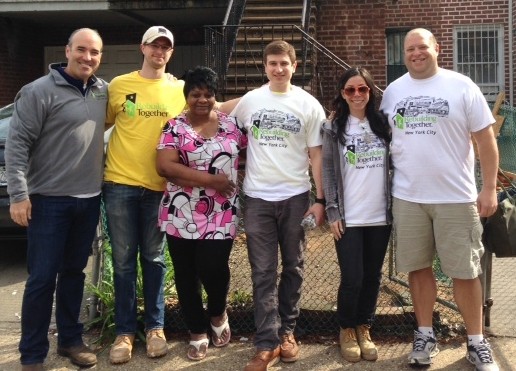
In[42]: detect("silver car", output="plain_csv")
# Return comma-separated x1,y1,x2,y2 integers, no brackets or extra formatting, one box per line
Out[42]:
0,103,27,240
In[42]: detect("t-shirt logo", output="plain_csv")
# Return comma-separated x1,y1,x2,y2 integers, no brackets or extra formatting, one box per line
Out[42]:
394,108,406,129
391,96,448,133
248,109,299,147
123,93,137,118
345,145,356,165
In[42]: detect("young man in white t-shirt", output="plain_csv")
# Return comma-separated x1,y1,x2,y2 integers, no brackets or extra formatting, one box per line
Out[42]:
380,28,499,371
231,40,326,371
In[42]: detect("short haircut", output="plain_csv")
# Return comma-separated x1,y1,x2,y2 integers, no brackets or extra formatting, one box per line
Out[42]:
67,28,103,49
405,28,437,47
182,66,218,98
263,40,296,64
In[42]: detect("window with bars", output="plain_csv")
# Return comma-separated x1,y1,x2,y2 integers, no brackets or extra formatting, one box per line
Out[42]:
454,25,504,102
386,29,409,85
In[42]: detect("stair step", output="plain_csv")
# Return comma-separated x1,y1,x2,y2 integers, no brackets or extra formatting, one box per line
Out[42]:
242,16,301,22
246,5,303,11
235,37,304,44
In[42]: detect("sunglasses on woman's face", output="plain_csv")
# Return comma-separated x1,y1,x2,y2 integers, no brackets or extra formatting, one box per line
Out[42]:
343,86,370,96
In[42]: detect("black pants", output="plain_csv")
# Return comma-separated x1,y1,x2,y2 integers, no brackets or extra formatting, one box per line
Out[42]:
167,235,233,334
335,225,391,329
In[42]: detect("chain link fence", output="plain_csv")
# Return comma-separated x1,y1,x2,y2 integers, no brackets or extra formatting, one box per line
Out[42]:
90,105,516,342
165,104,515,338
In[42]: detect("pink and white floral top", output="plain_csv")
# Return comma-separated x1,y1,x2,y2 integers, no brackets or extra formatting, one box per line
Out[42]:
157,111,247,240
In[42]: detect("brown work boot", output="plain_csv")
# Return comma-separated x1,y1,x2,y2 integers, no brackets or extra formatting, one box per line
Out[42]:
57,342,97,367
146,328,168,358
244,346,280,371
339,327,361,363
356,324,378,361
21,364,43,371
109,334,135,364
280,333,299,362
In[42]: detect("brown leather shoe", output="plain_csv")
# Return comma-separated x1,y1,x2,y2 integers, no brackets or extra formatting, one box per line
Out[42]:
109,334,135,364
244,346,280,371
21,364,43,371
356,324,378,361
146,328,168,358
280,333,299,362
57,343,97,367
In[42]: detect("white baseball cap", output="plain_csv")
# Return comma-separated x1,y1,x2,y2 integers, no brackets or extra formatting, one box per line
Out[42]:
141,26,174,47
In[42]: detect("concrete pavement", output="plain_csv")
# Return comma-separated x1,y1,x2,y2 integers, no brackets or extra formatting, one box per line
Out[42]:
0,245,515,370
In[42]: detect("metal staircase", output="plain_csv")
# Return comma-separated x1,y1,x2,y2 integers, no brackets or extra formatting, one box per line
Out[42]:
205,0,373,111
205,0,316,100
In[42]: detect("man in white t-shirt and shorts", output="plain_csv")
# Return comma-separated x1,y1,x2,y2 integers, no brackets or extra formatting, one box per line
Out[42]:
380,28,500,371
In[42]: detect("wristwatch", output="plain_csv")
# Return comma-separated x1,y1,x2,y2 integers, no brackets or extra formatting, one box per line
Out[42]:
314,197,326,206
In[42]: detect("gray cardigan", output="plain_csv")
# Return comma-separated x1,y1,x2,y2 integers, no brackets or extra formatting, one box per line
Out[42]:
5,63,108,202
321,119,392,225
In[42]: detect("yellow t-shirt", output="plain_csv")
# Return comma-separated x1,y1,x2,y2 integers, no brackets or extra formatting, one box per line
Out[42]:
104,71,186,191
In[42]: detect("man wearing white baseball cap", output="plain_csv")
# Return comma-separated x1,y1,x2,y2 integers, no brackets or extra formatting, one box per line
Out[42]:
104,25,182,364
141,25,174,46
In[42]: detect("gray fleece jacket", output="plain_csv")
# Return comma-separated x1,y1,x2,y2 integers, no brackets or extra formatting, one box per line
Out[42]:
5,63,108,202
321,119,392,225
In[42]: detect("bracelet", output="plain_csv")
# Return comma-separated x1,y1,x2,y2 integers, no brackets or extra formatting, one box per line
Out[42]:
314,197,326,206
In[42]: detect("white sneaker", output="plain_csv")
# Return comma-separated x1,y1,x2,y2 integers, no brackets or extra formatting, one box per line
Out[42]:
466,339,499,371
408,330,439,365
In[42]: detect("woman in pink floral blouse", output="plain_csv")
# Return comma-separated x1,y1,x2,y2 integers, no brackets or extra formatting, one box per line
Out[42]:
156,66,247,361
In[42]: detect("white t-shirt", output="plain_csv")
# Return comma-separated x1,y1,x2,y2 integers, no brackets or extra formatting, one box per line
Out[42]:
342,116,387,225
380,68,494,203
231,85,326,201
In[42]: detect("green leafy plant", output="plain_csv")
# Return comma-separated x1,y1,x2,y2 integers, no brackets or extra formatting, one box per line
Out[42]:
86,239,177,345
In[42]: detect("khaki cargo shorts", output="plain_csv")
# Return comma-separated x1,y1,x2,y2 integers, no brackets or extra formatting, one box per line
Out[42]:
392,197,484,279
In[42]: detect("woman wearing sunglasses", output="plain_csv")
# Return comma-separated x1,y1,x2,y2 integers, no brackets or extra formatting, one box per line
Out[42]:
321,67,391,363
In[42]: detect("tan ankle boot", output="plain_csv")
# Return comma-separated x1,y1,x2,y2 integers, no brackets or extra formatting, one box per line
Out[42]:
109,334,135,364
356,324,378,361
339,328,361,362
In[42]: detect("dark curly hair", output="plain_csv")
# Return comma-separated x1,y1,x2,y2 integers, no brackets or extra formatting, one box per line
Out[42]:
331,67,390,145
182,66,218,98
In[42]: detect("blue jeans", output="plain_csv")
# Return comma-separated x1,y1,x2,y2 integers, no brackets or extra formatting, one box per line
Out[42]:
19,194,101,365
335,225,391,329
244,192,309,350
103,183,166,334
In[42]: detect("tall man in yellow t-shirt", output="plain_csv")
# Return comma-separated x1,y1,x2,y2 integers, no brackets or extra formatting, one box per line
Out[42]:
104,26,240,365
103,26,185,365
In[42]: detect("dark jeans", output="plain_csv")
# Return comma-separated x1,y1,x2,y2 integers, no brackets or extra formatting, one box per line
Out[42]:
244,192,309,350
103,183,166,335
335,225,391,329
167,236,233,334
19,194,101,365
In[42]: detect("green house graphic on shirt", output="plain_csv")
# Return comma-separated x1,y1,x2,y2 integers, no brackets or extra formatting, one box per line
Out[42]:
394,112,405,129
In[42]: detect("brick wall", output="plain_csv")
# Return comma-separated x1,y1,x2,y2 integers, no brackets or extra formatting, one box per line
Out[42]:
316,0,512,100
0,18,43,105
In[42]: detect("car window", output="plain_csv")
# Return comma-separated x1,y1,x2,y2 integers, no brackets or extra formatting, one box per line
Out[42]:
0,103,13,120
0,117,9,140
0,103,13,140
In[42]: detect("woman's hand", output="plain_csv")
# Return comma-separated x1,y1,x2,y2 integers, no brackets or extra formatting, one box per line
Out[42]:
330,220,344,240
211,173,236,197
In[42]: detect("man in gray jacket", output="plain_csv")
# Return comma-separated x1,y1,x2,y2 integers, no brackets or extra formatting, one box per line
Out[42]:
5,28,107,371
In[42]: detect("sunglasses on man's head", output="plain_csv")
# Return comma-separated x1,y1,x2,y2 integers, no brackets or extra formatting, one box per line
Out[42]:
343,86,370,96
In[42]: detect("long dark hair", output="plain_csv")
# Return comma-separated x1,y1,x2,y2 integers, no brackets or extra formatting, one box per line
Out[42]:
331,67,390,145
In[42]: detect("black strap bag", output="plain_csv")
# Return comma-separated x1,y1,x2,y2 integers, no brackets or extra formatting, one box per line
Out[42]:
482,168,516,258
